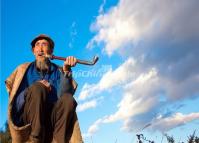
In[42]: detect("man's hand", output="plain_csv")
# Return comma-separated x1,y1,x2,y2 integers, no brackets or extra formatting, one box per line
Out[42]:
63,56,77,71
38,80,51,91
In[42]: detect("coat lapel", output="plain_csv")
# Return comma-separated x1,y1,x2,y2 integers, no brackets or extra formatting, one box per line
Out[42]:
9,63,30,104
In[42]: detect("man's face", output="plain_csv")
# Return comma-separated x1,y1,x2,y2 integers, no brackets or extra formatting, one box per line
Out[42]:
32,39,52,61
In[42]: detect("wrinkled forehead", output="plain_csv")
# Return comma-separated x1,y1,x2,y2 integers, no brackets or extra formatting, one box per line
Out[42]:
35,39,49,44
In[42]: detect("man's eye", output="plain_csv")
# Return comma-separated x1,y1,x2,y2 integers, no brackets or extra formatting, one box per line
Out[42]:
35,42,40,46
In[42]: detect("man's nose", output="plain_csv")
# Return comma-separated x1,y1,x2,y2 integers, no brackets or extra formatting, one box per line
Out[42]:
37,47,44,53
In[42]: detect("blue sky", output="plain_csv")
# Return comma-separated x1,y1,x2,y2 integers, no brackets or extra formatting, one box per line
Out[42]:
1,0,199,143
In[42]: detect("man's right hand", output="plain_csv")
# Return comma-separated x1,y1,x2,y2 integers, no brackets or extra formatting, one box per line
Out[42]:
63,56,77,71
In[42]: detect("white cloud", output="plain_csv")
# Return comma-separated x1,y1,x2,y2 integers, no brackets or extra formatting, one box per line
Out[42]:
121,112,199,133
68,21,77,48
83,118,106,138
98,0,106,14
151,112,199,132
103,68,159,123
163,74,199,100
78,58,136,100
81,57,199,135
77,96,104,112
83,0,199,137
88,118,103,135
84,112,199,137
88,0,199,56
77,99,97,112
83,67,161,136
87,0,199,84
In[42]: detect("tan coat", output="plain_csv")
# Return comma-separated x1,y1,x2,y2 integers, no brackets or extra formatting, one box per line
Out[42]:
5,63,83,143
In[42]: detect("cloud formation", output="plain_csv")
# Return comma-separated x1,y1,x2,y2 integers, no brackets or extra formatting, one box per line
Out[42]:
122,112,199,133
78,58,136,101
84,112,199,137
82,0,199,136
88,0,199,56
103,68,159,123
77,99,97,112
151,112,199,132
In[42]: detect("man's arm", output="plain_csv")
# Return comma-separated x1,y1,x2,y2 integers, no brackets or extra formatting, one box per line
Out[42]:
58,67,76,96
60,56,78,95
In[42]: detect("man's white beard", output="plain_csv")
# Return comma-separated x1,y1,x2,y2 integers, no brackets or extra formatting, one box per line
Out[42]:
36,58,50,72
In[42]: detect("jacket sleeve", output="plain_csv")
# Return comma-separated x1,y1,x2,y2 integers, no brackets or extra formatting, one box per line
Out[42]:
71,78,78,94
58,71,78,96
5,68,18,96
58,66,78,96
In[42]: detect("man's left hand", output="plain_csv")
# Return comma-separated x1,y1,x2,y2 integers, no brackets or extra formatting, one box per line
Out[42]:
38,80,51,91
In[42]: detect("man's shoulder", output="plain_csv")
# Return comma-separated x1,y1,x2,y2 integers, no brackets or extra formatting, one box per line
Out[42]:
18,62,31,68
15,62,32,71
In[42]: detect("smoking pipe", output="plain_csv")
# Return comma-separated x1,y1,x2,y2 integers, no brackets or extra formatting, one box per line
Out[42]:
45,54,99,66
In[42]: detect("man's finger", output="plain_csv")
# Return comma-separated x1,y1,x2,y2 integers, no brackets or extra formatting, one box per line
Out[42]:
69,56,72,66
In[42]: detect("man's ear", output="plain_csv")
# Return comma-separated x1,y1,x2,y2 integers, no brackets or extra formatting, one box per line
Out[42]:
32,47,36,56
32,47,35,53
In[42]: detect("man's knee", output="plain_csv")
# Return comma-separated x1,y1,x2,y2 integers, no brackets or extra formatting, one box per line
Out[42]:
27,82,48,101
59,93,77,111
